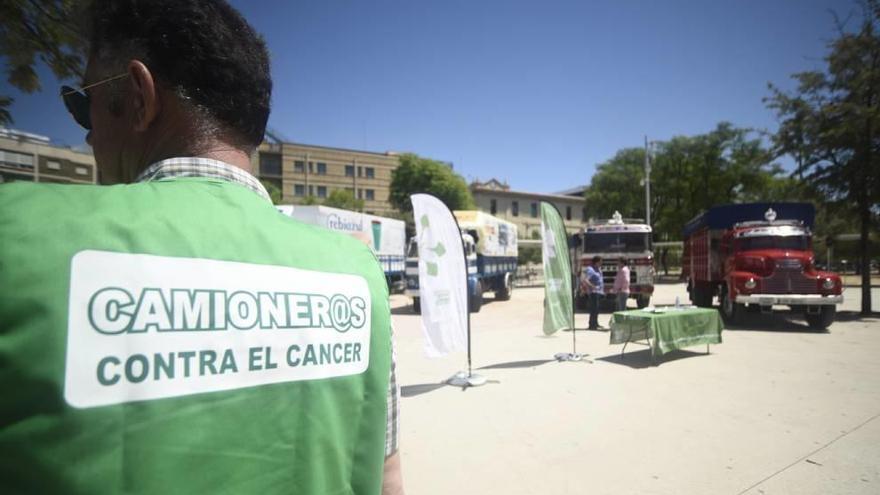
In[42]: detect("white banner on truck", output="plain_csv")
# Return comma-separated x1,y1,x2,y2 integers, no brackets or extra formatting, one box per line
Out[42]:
278,205,405,259
410,194,468,357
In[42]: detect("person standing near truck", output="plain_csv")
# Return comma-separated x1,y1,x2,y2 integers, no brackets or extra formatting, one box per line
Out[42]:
614,257,631,311
582,256,604,329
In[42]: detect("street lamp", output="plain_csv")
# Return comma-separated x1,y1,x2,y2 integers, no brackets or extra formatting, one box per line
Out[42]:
643,136,654,227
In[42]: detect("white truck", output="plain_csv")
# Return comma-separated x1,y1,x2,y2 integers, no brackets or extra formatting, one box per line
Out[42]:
572,211,654,309
405,210,518,313
277,205,406,290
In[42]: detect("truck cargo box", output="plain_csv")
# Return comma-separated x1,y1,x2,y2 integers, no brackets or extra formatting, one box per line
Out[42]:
453,210,518,258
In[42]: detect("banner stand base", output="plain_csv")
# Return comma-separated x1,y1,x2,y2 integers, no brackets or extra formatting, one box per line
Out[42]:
447,371,487,387
554,352,589,362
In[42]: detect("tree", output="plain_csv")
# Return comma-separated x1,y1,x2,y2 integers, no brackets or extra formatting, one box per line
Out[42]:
259,179,282,204
766,0,880,314
0,0,88,126
582,147,646,222
583,123,786,242
389,153,475,213
650,124,785,239
323,189,365,211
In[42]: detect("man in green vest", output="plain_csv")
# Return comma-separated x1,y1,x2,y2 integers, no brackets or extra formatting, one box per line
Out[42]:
0,1,404,493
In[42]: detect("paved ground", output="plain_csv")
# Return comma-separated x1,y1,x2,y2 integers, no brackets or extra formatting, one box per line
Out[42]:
392,283,880,495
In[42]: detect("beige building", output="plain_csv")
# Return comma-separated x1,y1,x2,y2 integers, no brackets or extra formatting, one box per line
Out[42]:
0,128,96,184
253,140,400,216
470,179,587,238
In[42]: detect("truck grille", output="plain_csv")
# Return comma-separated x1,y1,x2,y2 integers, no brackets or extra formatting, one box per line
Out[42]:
763,267,815,294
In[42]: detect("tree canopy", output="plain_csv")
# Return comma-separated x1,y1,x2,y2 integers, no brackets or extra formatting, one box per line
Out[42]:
583,123,786,241
389,153,475,213
323,189,365,211
259,179,282,204
765,0,880,314
0,0,88,125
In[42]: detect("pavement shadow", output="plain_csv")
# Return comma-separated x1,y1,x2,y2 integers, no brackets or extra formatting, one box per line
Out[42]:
722,312,830,333
715,309,878,333
597,348,708,369
390,305,418,316
835,310,880,321
400,383,447,398
477,359,555,370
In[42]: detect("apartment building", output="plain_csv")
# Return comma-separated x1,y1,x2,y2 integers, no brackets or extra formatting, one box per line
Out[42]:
253,140,400,216
0,128,96,184
470,179,587,238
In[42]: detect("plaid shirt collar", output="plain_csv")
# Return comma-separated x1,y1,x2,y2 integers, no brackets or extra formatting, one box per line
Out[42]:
135,156,271,203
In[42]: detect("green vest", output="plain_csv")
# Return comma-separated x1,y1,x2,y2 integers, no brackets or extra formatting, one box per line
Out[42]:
0,179,391,495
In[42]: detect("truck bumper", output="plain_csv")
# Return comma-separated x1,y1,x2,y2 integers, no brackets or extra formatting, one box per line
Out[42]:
735,294,843,306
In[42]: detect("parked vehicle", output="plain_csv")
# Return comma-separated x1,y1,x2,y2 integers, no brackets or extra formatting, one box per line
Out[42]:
681,203,843,329
405,211,518,313
571,211,654,310
278,205,406,290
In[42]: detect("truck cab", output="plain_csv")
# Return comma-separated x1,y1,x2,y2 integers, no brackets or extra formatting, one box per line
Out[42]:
572,211,654,309
683,203,843,329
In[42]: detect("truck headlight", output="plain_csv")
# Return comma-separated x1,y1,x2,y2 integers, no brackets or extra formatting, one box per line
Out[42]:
744,278,757,290
822,278,834,289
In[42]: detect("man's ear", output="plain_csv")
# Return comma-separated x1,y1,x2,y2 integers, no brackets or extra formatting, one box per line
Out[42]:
127,60,160,132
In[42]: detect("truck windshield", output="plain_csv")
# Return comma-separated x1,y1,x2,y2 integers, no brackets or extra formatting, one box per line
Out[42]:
406,239,419,257
737,236,810,251
583,233,650,253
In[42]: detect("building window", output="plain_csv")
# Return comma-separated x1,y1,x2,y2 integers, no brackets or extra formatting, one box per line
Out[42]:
566,206,572,221
365,189,375,200
317,186,327,198
316,162,327,175
512,201,519,217
75,166,89,176
490,199,497,214
357,189,363,199
259,152,282,176
308,162,314,173
357,166,363,177
308,185,314,196
365,167,375,178
530,202,538,218
345,165,355,177
345,187,355,194
582,207,588,221
0,149,34,169
294,160,305,173
46,160,61,170
294,184,305,196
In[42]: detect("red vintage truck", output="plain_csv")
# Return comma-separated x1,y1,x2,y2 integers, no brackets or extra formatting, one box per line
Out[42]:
682,203,843,329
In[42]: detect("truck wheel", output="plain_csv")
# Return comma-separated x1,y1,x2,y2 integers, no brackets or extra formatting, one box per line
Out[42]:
469,290,483,313
720,285,743,324
636,295,650,309
806,306,835,330
496,273,513,301
412,297,421,314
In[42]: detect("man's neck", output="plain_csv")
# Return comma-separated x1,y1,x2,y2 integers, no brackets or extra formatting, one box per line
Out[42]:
190,147,253,173
137,140,254,179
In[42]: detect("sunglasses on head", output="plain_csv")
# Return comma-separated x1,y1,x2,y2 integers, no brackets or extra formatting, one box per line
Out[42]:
61,73,128,130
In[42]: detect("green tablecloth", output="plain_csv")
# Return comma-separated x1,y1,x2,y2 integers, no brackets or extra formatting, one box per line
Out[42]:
610,307,723,357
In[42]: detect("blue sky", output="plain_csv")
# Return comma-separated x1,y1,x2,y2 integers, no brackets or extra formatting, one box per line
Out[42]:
2,0,852,193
